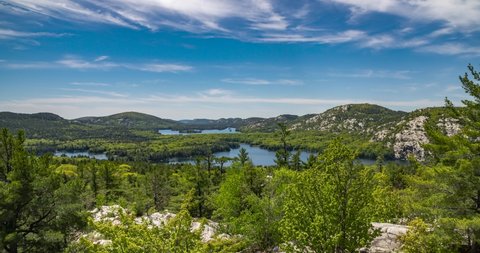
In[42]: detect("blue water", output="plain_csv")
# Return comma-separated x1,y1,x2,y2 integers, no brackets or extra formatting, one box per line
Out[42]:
168,144,398,167
169,143,315,166
214,143,313,166
53,144,391,166
159,128,237,135
54,151,108,160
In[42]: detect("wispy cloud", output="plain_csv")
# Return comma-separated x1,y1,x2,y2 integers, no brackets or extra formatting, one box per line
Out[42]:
0,91,445,119
6,0,289,34
94,55,109,62
418,43,480,56
71,82,110,87
1,94,442,110
328,69,413,80
222,78,303,86
328,0,480,33
130,63,193,73
0,28,67,39
200,88,233,96
445,85,462,92
61,88,128,98
2,0,479,56
1,56,193,73
258,30,365,43
57,57,118,70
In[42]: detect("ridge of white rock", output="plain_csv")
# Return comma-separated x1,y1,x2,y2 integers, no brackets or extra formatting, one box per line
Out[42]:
363,223,409,253
88,205,225,245
393,116,429,161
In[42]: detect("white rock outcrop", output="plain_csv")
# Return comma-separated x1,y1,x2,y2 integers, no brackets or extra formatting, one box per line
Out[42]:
89,205,221,243
393,116,429,160
363,223,409,253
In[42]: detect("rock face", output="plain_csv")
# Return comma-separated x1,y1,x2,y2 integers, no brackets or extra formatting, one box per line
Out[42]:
392,115,462,160
361,223,409,253
437,117,461,137
393,116,430,161
88,205,223,244
290,104,405,134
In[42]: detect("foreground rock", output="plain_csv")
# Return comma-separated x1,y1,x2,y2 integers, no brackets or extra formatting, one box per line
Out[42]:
361,223,409,253
88,205,226,244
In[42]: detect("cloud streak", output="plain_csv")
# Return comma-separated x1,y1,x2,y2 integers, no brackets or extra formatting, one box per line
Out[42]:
0,28,67,39
222,78,303,86
1,56,193,73
328,0,480,32
0,93,443,116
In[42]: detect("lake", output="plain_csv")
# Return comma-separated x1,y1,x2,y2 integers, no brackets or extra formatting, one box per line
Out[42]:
169,143,403,166
53,144,400,166
159,127,237,135
54,151,108,160
213,143,313,166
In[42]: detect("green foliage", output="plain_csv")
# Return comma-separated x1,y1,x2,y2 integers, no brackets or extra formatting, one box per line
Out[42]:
400,218,463,253
274,123,291,168
280,138,378,252
212,163,292,251
409,64,480,251
0,129,88,253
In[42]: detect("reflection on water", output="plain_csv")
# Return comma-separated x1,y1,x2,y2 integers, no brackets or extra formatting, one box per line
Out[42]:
159,128,237,135
169,143,407,167
54,151,108,160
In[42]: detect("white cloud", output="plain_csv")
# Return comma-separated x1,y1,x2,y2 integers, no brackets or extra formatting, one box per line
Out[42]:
445,85,462,92
0,28,67,39
71,82,110,87
201,88,233,96
329,69,413,80
61,88,128,97
7,0,289,33
94,55,109,62
131,63,193,73
418,43,480,56
222,78,303,86
222,78,271,85
1,56,193,73
0,92,444,119
57,57,118,70
258,30,365,43
327,0,480,32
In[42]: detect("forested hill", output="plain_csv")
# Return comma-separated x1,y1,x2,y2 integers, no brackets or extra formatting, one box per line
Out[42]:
1,103,406,135
0,111,177,140
74,111,178,129
0,103,451,141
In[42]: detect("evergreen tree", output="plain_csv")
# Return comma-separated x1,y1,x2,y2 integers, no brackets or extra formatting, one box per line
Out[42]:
0,129,87,253
274,123,290,168
237,147,249,166
419,64,480,251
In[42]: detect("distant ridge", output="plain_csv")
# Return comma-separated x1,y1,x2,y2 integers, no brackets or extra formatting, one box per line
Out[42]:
74,111,177,129
0,103,448,140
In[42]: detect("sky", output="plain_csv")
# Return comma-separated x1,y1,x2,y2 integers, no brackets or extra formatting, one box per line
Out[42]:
0,0,479,120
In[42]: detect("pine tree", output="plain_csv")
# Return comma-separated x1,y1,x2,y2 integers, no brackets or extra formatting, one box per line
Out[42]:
421,64,480,251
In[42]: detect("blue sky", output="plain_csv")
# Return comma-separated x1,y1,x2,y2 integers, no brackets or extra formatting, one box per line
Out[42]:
0,0,479,119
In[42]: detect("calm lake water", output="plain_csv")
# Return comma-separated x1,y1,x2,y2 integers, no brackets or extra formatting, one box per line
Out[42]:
54,151,108,160
169,144,401,166
54,144,397,166
158,128,237,135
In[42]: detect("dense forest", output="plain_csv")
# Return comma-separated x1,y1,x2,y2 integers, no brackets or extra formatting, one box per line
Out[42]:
1,64,480,252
